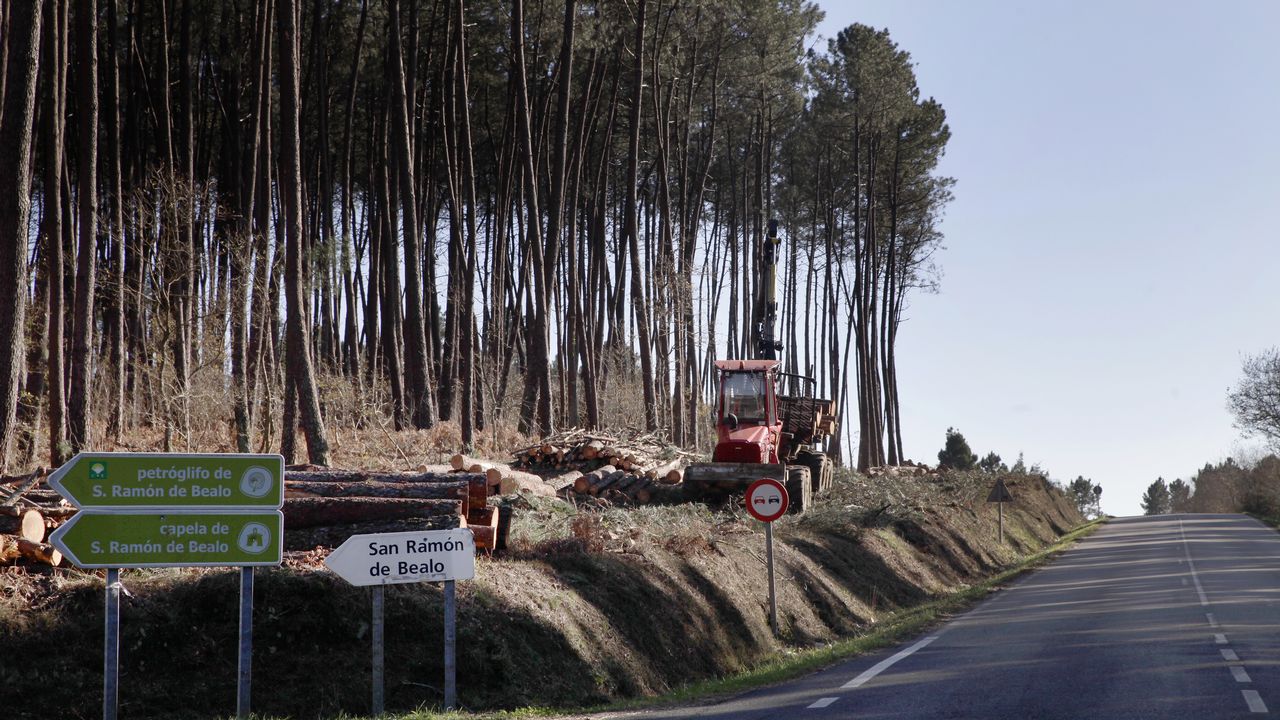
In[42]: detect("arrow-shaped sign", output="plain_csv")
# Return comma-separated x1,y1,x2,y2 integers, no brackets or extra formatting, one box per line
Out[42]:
325,528,475,586
49,510,284,568
48,452,284,509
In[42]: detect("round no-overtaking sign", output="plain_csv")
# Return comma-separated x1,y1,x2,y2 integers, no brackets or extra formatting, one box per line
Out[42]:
745,477,789,522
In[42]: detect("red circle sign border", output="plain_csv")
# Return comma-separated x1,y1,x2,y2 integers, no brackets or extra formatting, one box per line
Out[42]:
745,477,789,522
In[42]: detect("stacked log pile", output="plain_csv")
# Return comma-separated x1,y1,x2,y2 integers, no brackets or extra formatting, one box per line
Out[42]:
283,469,494,551
510,430,690,479
498,429,693,507
1,469,66,568
450,455,556,498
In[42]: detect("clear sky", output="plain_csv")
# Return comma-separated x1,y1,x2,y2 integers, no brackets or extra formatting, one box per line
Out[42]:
812,0,1280,515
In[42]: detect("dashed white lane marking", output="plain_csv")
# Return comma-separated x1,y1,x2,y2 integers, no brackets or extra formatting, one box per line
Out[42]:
841,636,938,689
807,697,838,709
1180,519,1210,606
1244,690,1269,713
1182,578,1188,586
1180,520,1269,714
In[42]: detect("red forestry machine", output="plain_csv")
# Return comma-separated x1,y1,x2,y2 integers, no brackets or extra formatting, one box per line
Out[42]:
682,220,838,513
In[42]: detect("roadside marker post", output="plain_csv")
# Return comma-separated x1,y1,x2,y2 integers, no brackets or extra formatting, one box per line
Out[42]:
372,586,386,715
324,527,476,713
745,477,789,636
47,452,284,720
987,478,1014,545
104,568,120,720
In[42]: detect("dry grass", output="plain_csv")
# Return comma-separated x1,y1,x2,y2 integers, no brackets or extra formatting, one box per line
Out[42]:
503,493,732,560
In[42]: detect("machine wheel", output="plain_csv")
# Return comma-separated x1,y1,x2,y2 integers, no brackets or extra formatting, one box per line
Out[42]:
785,466,811,515
796,450,834,494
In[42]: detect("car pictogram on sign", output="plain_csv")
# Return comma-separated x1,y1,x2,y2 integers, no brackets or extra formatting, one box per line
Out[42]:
745,477,789,522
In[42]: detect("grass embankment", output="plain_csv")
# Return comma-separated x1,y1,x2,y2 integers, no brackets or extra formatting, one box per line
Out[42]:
1,470,1089,719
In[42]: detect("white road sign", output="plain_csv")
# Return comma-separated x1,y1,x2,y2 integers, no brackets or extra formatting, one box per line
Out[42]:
324,528,476,586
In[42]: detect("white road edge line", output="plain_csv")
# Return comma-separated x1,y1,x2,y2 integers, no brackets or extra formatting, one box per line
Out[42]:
1243,690,1268,713
841,636,938,690
1223,649,1240,661
1216,633,1229,644
1231,665,1253,683
807,697,839,709
1180,518,1210,607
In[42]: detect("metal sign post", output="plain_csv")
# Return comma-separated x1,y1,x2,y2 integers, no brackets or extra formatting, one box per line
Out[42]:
237,567,254,719
324,528,476,712
987,478,1014,546
764,523,777,635
372,586,385,716
104,568,120,720
745,478,789,637
444,580,457,710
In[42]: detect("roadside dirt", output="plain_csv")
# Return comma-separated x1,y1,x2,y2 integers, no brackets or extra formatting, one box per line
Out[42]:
0,470,1080,718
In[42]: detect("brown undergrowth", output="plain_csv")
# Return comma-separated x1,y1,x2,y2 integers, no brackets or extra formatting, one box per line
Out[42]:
0,469,1081,719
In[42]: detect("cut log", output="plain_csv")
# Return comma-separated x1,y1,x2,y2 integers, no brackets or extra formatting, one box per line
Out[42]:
285,515,466,551
545,470,584,493
0,535,20,564
451,454,505,475
612,474,644,496
17,538,61,566
285,480,467,501
643,459,683,481
283,497,463,529
573,464,615,494
0,508,45,542
491,468,556,497
285,469,481,485
580,440,605,460
590,470,627,495
1,469,45,506
631,479,655,504
469,506,501,551
7,489,65,504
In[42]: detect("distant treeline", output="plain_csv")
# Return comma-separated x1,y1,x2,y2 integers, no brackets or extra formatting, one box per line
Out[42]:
1141,456,1280,517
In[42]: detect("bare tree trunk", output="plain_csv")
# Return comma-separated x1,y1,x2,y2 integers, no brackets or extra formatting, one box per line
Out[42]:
278,0,329,465
511,0,552,436
230,0,270,453
104,0,126,442
41,0,68,466
624,0,656,431
67,0,99,453
453,0,479,447
0,0,41,470
340,0,368,384
387,0,435,429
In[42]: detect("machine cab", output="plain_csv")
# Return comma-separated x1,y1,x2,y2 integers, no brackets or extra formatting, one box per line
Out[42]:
713,360,781,463
720,371,773,427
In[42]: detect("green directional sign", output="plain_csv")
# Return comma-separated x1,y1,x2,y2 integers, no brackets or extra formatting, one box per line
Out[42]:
48,452,284,509
50,511,284,568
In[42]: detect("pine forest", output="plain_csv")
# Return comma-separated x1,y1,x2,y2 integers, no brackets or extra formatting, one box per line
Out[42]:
0,0,954,473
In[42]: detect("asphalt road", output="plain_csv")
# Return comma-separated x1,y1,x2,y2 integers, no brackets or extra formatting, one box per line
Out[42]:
627,514,1280,719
